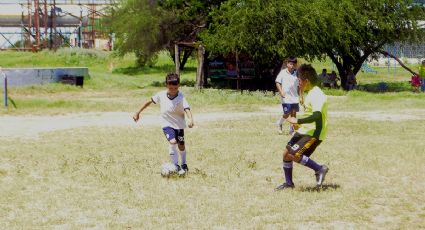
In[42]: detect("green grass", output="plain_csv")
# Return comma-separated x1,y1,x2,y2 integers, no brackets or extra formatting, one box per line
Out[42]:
1,50,424,115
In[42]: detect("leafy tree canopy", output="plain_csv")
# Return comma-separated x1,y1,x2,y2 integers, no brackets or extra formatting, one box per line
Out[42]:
202,0,425,89
109,0,225,68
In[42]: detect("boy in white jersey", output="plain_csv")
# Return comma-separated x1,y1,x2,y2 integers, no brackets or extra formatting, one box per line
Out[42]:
133,73,194,176
275,64,329,191
275,56,301,135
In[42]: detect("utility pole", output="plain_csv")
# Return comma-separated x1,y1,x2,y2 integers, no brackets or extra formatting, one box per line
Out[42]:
34,0,40,50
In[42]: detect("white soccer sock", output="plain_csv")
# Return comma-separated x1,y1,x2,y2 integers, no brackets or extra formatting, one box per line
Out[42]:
277,116,285,125
169,144,179,165
180,150,187,165
299,155,309,165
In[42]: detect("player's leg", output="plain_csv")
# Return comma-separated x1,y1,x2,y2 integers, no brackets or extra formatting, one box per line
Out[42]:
287,134,329,186
288,104,300,135
275,134,303,191
276,104,287,134
176,129,188,174
163,127,180,169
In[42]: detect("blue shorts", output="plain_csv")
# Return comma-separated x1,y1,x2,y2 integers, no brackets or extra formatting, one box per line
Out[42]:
282,103,299,115
162,127,185,145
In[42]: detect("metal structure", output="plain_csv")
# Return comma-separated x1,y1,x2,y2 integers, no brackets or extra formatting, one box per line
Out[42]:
0,0,115,51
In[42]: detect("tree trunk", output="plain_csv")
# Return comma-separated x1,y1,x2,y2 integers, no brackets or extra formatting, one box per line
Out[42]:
196,45,205,89
380,51,419,76
326,50,370,91
174,44,180,75
180,48,193,71
168,46,193,71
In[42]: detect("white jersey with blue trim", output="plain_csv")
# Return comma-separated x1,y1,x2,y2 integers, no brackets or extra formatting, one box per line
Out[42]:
151,90,190,129
275,68,299,104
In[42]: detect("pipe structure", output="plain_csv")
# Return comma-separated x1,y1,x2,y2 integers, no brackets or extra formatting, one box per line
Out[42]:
0,0,112,50
1,0,114,5
0,15,89,27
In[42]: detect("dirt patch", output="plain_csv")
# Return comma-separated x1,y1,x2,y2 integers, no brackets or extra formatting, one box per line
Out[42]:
0,111,271,138
1,107,424,138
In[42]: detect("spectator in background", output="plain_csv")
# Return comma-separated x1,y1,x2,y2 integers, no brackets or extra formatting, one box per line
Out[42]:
411,74,421,92
346,69,357,90
318,69,328,87
226,63,238,77
328,71,339,88
419,60,425,78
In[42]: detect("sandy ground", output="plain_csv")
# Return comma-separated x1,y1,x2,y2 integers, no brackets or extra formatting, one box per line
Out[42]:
1,107,424,138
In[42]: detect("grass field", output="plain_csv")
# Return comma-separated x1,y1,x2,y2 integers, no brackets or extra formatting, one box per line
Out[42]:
0,50,425,229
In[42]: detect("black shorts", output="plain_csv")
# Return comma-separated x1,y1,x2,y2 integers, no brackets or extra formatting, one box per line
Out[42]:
162,127,185,145
286,133,321,159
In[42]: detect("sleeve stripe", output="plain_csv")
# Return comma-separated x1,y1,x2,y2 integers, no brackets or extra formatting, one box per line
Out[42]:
151,98,156,104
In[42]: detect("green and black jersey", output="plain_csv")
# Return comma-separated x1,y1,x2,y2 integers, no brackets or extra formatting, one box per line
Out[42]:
297,86,328,141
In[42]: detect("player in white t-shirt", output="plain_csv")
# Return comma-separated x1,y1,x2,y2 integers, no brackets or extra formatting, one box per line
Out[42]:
275,56,301,135
133,73,194,176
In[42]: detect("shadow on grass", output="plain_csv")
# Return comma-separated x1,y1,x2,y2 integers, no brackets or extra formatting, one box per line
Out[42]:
357,81,415,93
298,183,341,192
113,65,197,76
150,79,196,87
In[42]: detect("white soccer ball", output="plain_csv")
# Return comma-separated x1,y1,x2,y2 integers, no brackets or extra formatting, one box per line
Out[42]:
161,163,178,177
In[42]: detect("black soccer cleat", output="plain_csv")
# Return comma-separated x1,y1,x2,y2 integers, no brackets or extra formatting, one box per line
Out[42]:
316,165,329,186
175,164,181,172
274,183,295,191
181,164,189,172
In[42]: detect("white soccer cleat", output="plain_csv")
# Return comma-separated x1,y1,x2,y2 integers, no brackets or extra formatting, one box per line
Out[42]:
178,168,186,176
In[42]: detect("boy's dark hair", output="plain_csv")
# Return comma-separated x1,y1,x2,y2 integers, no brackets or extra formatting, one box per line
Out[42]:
286,56,298,64
165,73,180,85
297,64,319,86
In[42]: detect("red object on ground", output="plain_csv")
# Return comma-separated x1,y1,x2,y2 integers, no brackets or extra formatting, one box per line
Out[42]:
411,75,421,88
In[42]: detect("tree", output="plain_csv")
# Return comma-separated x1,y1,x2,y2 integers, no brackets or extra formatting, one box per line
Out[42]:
203,0,425,89
109,0,225,68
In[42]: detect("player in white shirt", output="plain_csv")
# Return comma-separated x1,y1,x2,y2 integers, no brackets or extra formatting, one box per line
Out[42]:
275,56,301,135
133,73,194,176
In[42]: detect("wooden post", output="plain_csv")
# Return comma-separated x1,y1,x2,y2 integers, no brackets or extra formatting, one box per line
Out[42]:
235,50,240,90
196,44,205,89
174,44,180,75
34,0,40,50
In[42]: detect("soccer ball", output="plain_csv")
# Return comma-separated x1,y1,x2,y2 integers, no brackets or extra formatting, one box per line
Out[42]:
161,163,178,177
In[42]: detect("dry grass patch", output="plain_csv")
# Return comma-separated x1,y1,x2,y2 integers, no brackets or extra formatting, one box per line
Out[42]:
0,112,424,229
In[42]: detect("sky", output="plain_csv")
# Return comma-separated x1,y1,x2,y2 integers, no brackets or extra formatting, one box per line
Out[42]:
0,3,103,48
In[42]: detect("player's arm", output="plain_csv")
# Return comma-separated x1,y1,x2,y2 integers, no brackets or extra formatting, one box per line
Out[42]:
184,108,194,128
275,82,285,97
298,85,304,106
133,100,153,122
286,111,322,124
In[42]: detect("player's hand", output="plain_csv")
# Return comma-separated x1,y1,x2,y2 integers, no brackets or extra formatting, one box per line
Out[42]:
286,117,297,124
132,112,140,122
187,119,194,128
